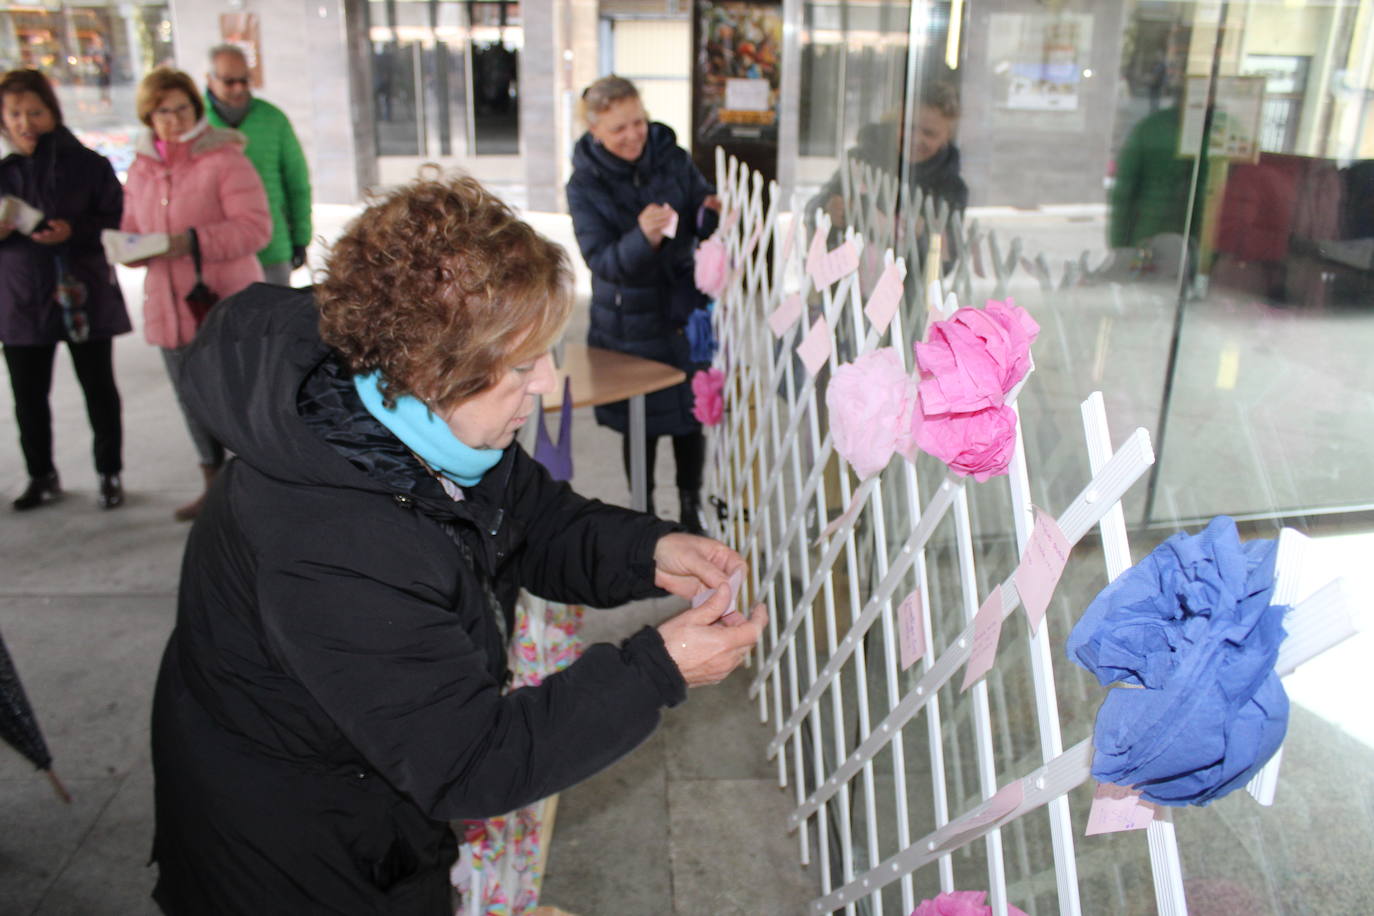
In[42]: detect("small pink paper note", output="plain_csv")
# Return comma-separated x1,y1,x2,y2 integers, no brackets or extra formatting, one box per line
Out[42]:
780,215,798,266
940,778,1025,851
768,293,803,338
742,225,763,261
691,568,745,619
816,487,866,544
898,589,926,671
662,207,679,239
863,261,906,335
811,240,860,290
1013,507,1072,634
960,586,1004,692
1085,782,1157,836
804,225,827,286
796,316,831,376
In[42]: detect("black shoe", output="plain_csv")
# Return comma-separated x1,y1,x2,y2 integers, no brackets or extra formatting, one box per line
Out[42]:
679,490,706,536
98,474,124,509
13,471,62,511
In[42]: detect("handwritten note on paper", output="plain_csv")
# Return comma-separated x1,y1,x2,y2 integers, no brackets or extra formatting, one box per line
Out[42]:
1085,783,1157,836
810,240,860,291
1013,507,1072,634
804,225,827,286
691,568,746,619
898,590,926,671
863,260,906,336
768,293,803,338
960,586,1005,692
796,316,832,377
939,778,1025,851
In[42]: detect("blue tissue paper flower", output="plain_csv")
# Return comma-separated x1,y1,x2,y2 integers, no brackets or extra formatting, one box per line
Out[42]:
1066,516,1288,806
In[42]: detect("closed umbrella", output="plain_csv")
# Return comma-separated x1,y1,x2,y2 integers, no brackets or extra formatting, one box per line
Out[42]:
0,628,71,802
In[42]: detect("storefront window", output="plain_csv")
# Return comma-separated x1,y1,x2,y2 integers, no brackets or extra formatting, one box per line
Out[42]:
790,0,1374,911
1,2,174,177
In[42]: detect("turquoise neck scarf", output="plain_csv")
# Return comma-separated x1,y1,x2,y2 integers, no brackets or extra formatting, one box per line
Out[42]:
352,371,503,487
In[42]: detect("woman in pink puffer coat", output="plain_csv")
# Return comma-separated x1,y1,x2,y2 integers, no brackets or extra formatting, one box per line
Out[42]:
121,67,270,521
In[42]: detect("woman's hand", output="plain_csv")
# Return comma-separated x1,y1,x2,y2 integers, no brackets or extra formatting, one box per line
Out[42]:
30,219,72,245
638,203,676,248
658,589,768,687
703,194,723,213
654,532,745,600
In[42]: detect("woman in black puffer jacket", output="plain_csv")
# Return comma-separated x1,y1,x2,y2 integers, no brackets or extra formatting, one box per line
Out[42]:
0,69,130,510
566,75,720,532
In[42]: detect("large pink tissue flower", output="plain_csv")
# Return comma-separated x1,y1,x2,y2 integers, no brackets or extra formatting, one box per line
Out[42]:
695,237,730,299
914,402,1018,482
913,299,1040,414
910,890,1029,916
691,368,725,426
826,347,920,479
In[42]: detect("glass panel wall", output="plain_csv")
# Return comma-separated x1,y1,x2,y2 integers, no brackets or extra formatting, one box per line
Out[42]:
792,0,1374,911
367,0,520,160
1,1,174,176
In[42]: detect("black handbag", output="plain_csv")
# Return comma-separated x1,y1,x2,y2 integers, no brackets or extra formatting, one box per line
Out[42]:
184,228,219,323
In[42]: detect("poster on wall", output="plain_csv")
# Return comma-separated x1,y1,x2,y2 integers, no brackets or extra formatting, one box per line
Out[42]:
988,13,1093,112
691,0,782,183
1179,75,1264,161
219,13,263,88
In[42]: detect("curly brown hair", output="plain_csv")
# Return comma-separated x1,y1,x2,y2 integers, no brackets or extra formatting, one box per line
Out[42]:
135,68,204,126
318,176,572,409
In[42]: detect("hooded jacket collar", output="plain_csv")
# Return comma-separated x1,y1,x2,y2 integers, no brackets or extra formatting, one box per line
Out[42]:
134,121,246,163
572,121,680,187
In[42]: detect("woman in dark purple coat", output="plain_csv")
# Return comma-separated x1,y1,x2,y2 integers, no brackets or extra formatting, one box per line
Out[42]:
0,69,131,510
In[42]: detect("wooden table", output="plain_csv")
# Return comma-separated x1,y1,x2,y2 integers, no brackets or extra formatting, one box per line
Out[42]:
542,343,686,512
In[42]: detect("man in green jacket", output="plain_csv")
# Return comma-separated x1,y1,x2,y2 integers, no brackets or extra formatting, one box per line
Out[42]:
205,45,312,286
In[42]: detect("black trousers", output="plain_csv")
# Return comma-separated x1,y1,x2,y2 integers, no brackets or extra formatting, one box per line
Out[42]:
4,339,123,479
620,429,705,498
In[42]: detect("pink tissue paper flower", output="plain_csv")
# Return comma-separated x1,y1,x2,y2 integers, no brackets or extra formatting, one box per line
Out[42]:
695,236,730,299
913,299,1040,414
825,347,920,479
914,401,1018,482
910,890,1030,916
691,368,725,426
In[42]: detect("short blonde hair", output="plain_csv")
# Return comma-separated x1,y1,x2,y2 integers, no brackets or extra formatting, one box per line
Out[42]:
136,68,204,126
579,75,640,127
318,177,573,409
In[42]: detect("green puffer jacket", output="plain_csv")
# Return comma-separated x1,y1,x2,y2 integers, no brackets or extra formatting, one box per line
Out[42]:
207,96,312,266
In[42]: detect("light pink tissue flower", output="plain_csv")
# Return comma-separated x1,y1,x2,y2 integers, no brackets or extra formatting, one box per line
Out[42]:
694,237,730,299
913,299,1040,414
910,890,1030,916
825,347,920,479
691,368,725,426
914,401,1018,482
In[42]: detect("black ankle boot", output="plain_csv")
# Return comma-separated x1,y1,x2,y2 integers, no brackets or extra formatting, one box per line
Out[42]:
13,471,62,511
98,474,124,509
679,490,705,535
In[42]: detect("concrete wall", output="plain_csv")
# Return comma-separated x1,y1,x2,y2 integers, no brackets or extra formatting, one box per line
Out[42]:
170,0,369,205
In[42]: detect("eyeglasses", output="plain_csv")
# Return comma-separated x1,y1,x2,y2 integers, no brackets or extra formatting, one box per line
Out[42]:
152,103,195,119
213,75,250,87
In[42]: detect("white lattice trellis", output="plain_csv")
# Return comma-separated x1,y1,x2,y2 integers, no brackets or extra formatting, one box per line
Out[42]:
696,150,1360,916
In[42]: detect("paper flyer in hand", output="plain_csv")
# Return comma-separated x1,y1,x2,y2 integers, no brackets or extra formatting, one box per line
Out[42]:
101,229,170,265
0,195,45,235
662,207,680,239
